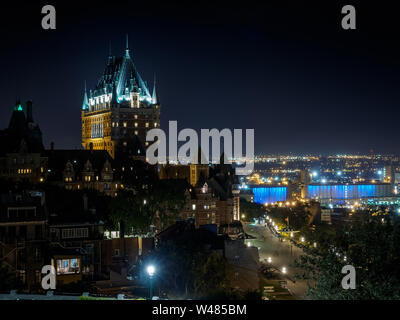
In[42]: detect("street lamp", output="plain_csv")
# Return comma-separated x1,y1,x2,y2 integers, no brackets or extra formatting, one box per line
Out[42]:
301,237,305,242
146,265,155,299
267,257,272,263
282,267,287,274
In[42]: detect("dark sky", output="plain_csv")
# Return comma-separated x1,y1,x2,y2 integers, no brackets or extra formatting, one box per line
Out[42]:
1,1,399,155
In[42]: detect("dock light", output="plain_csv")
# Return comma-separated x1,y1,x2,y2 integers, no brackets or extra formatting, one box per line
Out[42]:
282,267,287,274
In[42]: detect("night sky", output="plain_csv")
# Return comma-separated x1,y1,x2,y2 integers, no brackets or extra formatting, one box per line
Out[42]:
1,1,400,155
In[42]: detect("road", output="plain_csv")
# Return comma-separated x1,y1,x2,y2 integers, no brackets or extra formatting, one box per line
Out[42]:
244,223,310,299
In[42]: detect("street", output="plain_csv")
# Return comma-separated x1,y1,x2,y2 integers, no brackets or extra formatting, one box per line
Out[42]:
244,223,310,299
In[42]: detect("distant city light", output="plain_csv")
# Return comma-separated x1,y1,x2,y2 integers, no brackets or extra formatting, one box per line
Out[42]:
312,171,318,177
337,171,342,176
377,170,383,175
282,267,287,274
321,178,327,184
267,257,272,263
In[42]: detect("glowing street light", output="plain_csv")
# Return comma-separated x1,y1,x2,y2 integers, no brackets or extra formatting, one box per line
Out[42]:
301,237,305,242
282,267,287,274
312,171,318,177
147,265,155,277
146,265,156,299
267,257,272,263
247,242,251,248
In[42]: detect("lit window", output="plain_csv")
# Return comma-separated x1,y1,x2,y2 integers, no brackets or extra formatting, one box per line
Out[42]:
145,122,149,128
192,204,196,210
123,122,127,128
56,258,80,275
134,122,138,127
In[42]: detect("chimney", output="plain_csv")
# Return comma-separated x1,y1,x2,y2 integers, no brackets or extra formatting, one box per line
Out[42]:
26,100,33,123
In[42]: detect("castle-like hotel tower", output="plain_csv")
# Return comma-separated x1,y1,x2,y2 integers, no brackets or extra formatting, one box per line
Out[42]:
81,37,160,159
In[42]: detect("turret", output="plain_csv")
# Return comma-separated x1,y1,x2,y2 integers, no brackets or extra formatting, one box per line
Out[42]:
82,81,89,110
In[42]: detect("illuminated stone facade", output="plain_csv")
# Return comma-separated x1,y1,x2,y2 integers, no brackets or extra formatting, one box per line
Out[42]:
81,40,160,159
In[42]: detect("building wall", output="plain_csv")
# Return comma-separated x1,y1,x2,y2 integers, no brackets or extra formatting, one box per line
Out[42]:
82,105,160,159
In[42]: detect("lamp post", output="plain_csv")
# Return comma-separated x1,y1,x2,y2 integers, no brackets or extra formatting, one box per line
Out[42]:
147,265,155,300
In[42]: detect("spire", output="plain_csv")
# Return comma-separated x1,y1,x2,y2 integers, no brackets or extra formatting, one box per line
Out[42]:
152,73,159,105
125,34,130,58
82,81,89,110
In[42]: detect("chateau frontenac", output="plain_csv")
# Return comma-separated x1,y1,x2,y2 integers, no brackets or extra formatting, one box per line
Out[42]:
81,38,160,159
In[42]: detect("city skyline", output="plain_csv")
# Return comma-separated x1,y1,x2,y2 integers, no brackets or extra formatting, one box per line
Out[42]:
1,2,400,154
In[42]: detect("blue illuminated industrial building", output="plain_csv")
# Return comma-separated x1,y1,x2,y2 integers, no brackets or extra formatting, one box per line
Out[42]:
252,186,288,204
307,183,393,201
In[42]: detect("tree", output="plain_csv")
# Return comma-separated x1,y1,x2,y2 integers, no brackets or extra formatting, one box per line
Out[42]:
294,215,400,299
268,204,311,230
240,199,265,222
108,190,154,237
193,251,229,298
